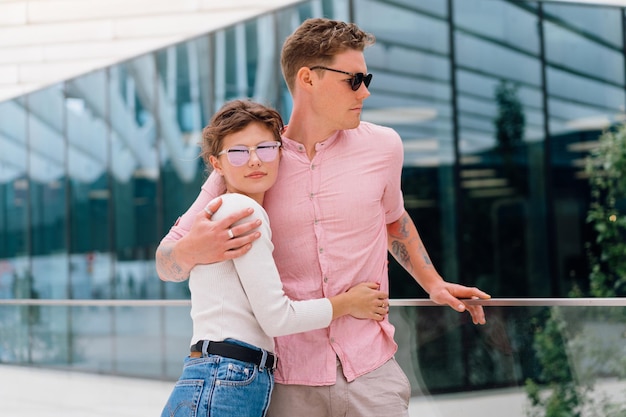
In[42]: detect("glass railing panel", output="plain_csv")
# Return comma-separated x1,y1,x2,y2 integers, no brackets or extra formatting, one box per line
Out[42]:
112,305,172,378
1,299,625,416
0,305,30,363
0,300,191,379
391,299,626,416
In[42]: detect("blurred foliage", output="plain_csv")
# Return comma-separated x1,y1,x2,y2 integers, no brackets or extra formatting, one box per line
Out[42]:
495,80,525,151
525,124,626,417
525,307,626,417
585,124,626,297
494,80,527,194
525,308,588,417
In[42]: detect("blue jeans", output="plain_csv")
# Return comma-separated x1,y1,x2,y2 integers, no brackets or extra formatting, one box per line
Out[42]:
161,339,274,417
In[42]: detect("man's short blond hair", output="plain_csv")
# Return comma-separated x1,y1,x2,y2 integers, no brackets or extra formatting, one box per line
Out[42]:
280,18,375,93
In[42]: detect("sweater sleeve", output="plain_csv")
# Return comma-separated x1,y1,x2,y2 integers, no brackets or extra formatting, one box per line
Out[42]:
225,194,333,337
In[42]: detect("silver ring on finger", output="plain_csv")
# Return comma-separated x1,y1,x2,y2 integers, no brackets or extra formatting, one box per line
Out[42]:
204,206,214,216
227,228,235,239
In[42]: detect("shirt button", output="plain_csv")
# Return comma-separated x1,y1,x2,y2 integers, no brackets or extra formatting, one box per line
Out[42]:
324,276,328,283
319,247,324,253
311,164,316,170
330,337,335,343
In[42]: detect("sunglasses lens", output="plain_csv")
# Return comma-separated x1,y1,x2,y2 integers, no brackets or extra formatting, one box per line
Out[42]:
255,142,280,162
351,74,363,91
226,147,249,166
224,142,280,166
363,73,372,88
350,73,372,91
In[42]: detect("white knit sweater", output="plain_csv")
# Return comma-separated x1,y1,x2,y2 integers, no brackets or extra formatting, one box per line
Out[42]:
189,193,333,353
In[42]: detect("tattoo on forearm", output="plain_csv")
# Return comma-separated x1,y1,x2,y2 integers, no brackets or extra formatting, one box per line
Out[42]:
391,240,413,273
397,215,410,239
156,244,187,282
389,213,434,271
419,244,433,266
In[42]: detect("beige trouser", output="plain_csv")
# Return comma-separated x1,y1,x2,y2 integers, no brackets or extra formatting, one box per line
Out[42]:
267,357,411,417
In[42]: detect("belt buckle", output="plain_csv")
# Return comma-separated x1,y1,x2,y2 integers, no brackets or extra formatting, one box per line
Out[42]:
259,349,277,371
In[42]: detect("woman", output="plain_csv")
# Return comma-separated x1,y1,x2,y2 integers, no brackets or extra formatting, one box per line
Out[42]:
160,99,388,417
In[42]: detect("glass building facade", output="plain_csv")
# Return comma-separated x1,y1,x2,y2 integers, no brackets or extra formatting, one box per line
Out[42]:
1,0,624,393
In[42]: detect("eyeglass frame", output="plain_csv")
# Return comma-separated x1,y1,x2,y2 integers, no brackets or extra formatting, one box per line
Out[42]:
217,141,282,166
309,66,373,91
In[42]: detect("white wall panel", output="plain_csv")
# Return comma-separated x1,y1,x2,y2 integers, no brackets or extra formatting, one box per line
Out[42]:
0,46,44,64
0,0,301,102
0,21,114,47
0,65,18,83
18,59,112,83
112,10,256,38
0,2,26,26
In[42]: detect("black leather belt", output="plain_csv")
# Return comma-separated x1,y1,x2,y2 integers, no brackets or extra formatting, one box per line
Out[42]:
191,340,277,370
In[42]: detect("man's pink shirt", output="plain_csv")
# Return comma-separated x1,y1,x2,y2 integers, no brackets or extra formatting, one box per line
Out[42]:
163,121,406,385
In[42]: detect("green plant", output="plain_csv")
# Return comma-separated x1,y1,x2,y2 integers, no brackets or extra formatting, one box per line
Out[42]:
524,124,626,417
585,124,626,296
524,307,626,417
525,308,589,417
494,80,525,151
493,80,527,194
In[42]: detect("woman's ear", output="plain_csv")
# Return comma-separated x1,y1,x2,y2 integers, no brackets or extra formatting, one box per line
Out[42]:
209,155,223,176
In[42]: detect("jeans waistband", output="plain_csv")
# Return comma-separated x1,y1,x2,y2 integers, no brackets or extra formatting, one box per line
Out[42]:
191,340,277,370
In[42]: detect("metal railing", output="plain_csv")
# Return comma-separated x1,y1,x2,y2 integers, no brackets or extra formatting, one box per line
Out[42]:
2,296,626,417
1,297,626,306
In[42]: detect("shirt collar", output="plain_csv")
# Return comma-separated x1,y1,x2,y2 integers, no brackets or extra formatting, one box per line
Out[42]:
281,129,341,154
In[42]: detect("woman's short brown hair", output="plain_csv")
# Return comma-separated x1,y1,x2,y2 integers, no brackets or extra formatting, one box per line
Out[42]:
200,99,283,167
280,18,375,93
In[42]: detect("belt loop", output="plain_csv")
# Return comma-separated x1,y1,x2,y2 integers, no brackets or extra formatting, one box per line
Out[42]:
201,340,210,356
259,349,268,371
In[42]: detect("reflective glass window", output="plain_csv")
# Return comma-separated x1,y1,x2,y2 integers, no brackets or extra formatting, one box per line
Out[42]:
454,0,540,54
0,98,30,362
0,98,29,299
455,32,541,86
155,40,208,222
388,0,447,17
544,2,623,48
455,5,550,297
357,0,449,55
27,86,69,299
544,21,624,85
109,60,159,300
155,39,209,299
543,3,625,294
27,85,70,365
66,71,112,299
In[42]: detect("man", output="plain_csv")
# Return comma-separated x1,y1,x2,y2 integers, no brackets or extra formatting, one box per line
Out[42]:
156,17,490,417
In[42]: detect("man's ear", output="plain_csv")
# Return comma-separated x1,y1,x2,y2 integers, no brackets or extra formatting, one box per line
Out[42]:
296,67,315,89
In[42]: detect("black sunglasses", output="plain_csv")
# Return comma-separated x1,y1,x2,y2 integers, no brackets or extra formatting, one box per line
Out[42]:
309,66,373,91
